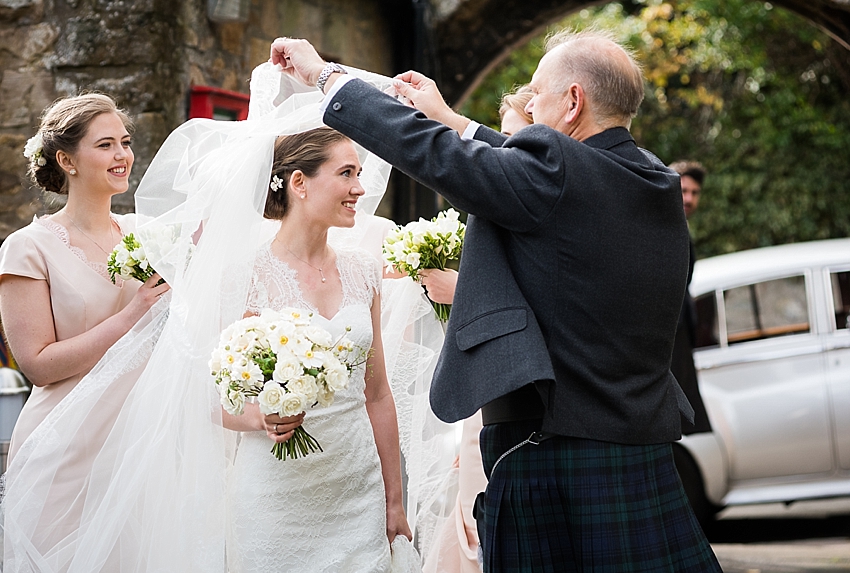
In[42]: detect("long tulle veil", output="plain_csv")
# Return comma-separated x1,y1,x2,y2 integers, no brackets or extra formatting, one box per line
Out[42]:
0,63,455,571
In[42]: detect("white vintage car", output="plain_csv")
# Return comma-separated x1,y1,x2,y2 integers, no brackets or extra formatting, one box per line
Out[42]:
676,238,850,523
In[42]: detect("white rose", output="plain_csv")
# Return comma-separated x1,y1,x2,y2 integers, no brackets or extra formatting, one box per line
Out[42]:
280,393,307,417
221,386,245,416
257,381,285,415
323,360,349,391
119,266,135,281
260,308,282,322
23,134,43,159
304,325,333,347
316,384,334,407
272,352,302,383
289,375,318,402
209,349,223,374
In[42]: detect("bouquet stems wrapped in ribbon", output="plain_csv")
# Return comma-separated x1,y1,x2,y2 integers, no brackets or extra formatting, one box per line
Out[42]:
382,208,465,322
210,308,363,460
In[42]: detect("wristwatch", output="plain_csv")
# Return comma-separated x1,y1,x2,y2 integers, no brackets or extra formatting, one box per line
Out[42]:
316,62,347,93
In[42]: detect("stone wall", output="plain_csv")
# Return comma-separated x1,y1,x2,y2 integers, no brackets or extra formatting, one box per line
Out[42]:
0,0,396,238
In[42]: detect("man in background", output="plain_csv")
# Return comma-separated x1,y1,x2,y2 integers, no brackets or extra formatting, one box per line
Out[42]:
669,160,712,434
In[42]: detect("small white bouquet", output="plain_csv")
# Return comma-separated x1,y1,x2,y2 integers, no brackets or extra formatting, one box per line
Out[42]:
382,208,466,322
107,226,195,284
210,308,362,460
107,234,155,283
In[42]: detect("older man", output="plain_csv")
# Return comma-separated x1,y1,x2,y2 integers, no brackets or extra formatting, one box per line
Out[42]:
273,32,720,572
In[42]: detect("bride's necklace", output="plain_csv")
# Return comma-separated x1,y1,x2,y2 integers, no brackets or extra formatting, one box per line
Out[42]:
65,212,117,257
280,241,329,283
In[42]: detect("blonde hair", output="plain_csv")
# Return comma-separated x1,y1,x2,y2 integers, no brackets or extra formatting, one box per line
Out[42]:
29,93,134,194
498,85,534,124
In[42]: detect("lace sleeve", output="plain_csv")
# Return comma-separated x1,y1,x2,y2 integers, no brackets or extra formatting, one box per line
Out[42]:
244,268,268,315
334,247,382,312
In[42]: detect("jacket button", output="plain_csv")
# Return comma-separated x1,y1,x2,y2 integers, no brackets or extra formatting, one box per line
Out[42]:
332,102,342,111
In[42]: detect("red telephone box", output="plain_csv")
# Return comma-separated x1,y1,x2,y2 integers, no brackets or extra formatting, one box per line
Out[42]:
188,85,250,121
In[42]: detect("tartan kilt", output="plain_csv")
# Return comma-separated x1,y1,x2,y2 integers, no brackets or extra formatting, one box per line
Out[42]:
478,420,722,573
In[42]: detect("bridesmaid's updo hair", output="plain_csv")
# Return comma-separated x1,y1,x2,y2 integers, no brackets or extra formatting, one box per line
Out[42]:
264,127,351,220
499,85,534,124
27,93,134,195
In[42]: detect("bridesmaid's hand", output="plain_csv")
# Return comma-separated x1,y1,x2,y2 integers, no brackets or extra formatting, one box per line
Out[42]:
418,268,458,304
386,502,412,542
261,411,305,443
122,273,171,325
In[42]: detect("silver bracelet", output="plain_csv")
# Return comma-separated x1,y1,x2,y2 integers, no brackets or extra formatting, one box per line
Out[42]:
316,62,346,93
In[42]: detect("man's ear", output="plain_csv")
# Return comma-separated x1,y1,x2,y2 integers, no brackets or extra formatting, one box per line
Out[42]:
564,83,584,124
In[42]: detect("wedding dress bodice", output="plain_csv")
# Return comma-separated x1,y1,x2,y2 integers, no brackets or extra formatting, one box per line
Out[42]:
228,244,392,573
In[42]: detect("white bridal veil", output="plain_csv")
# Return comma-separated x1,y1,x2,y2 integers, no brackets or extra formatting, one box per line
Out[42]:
1,63,456,571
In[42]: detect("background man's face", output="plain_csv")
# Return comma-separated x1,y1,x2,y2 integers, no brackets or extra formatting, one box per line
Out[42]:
681,174,702,219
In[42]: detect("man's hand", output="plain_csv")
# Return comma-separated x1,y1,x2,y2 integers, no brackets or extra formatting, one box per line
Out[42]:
393,71,471,135
270,38,326,87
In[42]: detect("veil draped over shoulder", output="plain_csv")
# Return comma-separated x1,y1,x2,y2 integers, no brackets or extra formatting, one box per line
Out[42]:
1,63,455,572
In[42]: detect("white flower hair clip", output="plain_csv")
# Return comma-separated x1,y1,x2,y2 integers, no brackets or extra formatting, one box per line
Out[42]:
23,133,47,167
270,174,284,193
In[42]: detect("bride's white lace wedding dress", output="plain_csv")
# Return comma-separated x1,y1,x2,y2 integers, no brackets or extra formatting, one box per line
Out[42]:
227,243,393,572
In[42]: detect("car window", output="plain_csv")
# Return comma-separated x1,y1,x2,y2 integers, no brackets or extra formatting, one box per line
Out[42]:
832,271,850,331
694,293,719,349
723,275,809,344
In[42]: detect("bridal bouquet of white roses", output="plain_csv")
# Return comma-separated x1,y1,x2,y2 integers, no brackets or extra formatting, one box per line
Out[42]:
107,226,195,284
382,208,465,322
210,308,361,460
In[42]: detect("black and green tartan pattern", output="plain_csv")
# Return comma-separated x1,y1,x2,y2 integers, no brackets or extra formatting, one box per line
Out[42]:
479,421,722,573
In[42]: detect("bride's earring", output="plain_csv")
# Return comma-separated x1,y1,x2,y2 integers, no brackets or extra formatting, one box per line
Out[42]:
300,194,306,199
69,169,77,176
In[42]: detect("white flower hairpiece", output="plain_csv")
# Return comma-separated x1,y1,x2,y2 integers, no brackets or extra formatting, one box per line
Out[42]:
270,174,284,193
23,133,47,167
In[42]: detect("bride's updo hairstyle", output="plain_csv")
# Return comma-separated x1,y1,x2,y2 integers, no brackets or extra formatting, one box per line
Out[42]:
27,93,134,195
264,127,350,220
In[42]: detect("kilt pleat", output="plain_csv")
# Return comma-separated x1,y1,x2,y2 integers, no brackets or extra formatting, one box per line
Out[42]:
479,421,721,573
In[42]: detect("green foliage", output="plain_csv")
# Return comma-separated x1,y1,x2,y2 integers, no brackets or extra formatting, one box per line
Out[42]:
460,0,850,257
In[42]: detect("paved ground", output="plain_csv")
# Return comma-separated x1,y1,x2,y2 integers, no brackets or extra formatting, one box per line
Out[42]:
708,499,850,572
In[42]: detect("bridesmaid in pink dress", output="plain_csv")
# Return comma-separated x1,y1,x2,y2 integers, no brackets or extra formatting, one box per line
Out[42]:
421,86,533,573
0,94,169,467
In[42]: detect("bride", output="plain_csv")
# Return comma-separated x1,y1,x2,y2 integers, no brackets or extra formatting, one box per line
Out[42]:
223,126,410,571
0,64,435,572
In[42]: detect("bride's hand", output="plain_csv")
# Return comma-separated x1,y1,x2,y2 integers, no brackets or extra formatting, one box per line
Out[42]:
261,411,305,443
386,502,412,542
270,38,326,87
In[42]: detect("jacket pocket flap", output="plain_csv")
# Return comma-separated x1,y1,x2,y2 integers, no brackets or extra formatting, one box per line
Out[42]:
455,308,527,351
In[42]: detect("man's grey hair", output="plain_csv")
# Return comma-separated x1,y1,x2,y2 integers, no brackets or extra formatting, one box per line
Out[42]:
544,29,645,127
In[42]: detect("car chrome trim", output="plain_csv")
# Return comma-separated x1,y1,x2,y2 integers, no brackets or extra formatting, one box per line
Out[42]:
723,478,850,506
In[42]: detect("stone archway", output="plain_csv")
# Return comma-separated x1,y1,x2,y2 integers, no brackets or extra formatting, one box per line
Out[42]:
429,0,850,105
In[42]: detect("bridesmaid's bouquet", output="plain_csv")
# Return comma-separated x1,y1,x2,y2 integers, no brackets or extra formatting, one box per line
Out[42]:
108,233,155,283
107,226,195,284
382,208,465,322
210,308,362,460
